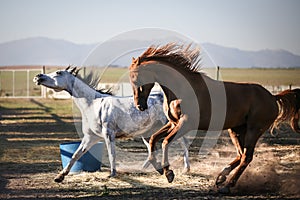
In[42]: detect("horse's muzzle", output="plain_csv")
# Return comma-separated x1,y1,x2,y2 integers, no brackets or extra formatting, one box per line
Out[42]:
33,74,44,85
137,104,148,111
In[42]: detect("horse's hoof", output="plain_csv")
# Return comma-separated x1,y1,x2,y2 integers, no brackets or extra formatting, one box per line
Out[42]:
108,170,117,178
218,186,231,194
155,162,164,175
182,167,190,174
157,168,164,175
165,170,175,183
54,174,64,183
108,174,116,178
216,175,226,186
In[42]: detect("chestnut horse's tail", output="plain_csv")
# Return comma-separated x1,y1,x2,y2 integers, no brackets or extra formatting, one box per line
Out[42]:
272,88,300,133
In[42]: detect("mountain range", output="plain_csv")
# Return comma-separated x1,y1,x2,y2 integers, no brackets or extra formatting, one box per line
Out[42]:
0,37,300,68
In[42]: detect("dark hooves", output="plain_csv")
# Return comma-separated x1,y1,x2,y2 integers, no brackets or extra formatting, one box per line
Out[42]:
54,174,64,183
157,168,164,175
108,174,116,178
182,167,190,174
154,162,164,175
108,170,117,178
218,186,231,194
215,175,226,186
165,170,175,183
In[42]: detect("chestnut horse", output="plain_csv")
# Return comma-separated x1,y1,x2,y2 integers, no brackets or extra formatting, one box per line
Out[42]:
129,43,300,193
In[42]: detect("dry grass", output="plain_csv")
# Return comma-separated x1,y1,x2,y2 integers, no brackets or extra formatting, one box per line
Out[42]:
0,98,300,199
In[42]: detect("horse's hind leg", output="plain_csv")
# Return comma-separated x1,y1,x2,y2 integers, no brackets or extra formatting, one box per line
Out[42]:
219,128,262,194
180,136,190,173
54,144,86,182
216,126,246,186
54,137,99,183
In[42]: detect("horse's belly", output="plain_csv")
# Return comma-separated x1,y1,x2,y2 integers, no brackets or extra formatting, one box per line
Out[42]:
115,116,154,135
188,109,246,131
115,123,153,138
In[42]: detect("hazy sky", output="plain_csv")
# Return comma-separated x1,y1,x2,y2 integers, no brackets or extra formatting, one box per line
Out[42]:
1,0,300,55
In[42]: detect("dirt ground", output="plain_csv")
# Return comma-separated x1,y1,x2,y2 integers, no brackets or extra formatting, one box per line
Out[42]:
0,99,300,200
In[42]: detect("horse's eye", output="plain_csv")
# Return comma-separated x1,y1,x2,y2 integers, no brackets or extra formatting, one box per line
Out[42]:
56,71,62,75
130,73,136,81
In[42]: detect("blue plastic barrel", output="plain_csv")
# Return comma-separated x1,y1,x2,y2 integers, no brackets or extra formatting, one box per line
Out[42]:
59,141,103,173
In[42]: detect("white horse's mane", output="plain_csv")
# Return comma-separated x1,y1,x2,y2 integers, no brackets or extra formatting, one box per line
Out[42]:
70,67,113,95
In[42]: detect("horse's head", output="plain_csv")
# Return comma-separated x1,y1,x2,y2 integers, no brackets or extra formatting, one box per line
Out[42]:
129,57,155,111
33,66,79,92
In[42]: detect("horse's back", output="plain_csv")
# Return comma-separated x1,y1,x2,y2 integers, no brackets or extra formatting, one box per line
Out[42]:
100,93,166,136
192,78,278,130
224,82,278,129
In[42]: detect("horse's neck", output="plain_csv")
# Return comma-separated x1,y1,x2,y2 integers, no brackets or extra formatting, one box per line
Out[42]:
147,61,215,112
71,77,107,99
160,85,177,102
70,78,107,113
147,62,206,101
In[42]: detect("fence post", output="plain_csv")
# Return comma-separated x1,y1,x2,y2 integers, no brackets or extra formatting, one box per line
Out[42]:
27,70,30,97
12,70,15,97
42,66,46,98
216,66,220,81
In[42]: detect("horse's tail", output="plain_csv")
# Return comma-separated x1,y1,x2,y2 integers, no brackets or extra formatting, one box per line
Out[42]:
272,88,300,133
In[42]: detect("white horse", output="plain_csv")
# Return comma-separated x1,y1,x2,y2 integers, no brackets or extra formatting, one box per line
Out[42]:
33,66,190,182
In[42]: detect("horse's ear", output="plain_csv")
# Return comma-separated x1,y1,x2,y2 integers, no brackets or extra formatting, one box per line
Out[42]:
74,68,81,76
70,67,77,74
66,65,71,71
136,57,141,65
132,57,137,65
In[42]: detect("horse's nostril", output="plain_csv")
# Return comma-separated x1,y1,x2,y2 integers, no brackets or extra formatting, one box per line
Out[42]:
33,74,44,85
137,105,147,111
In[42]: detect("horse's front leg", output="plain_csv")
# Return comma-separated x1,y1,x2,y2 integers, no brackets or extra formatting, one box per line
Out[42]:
162,115,187,183
147,122,172,175
143,136,190,173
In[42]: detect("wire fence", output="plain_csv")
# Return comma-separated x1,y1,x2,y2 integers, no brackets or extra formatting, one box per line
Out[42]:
0,67,44,98
0,66,298,98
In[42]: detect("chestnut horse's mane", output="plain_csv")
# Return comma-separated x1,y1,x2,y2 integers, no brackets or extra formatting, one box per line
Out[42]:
138,43,202,74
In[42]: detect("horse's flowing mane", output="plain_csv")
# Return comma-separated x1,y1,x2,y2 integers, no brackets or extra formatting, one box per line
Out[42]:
139,43,202,73
70,67,113,95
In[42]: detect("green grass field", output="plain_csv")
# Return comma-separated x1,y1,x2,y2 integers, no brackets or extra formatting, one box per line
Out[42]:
0,70,42,97
94,67,300,86
215,68,300,86
1,67,300,97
